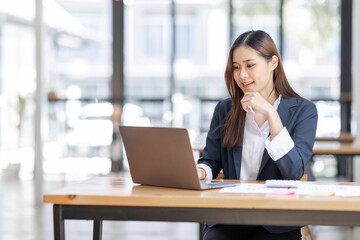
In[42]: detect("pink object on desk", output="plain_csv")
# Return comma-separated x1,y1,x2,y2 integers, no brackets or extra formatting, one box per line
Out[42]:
271,190,296,195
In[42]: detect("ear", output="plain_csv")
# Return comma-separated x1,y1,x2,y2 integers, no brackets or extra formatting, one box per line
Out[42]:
271,55,278,70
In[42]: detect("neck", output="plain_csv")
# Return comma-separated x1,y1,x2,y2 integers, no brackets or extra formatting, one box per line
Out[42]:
266,87,278,104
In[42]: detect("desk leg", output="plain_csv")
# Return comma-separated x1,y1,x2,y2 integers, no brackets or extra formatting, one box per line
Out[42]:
337,155,354,182
346,155,354,182
93,220,103,240
53,205,65,240
199,223,204,240
337,156,345,180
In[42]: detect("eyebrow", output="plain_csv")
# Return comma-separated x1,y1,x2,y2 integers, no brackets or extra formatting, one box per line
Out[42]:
232,59,256,64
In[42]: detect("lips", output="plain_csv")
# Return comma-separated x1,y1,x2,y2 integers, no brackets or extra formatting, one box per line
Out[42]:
242,81,254,88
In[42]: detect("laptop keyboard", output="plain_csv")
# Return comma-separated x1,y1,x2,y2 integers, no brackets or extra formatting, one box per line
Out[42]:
200,181,238,189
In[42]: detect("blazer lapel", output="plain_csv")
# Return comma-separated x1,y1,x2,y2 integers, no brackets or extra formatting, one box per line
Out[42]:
232,146,242,179
276,98,297,128
257,98,297,177
257,150,270,179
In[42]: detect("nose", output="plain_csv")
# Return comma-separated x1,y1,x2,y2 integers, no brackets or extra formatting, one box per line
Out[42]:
239,68,247,79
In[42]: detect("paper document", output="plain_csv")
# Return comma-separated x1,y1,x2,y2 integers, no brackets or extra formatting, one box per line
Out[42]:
220,183,360,197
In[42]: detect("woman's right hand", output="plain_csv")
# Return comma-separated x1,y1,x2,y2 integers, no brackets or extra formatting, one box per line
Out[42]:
197,167,206,180
241,92,273,114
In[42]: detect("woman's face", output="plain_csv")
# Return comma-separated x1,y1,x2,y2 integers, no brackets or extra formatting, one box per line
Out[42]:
232,45,278,98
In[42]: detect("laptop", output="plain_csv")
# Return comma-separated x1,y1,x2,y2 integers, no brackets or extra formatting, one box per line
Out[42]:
119,126,238,190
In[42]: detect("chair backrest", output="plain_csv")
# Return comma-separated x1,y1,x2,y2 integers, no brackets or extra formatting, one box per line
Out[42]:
216,172,224,180
301,174,308,181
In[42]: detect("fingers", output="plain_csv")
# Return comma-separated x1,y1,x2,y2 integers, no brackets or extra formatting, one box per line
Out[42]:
241,92,267,112
197,167,206,180
241,102,250,112
241,92,258,112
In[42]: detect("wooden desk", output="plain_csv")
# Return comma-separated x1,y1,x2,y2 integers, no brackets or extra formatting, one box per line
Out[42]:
44,177,360,240
313,141,360,155
315,133,355,142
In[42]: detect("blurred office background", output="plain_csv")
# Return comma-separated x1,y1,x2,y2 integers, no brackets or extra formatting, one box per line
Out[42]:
0,0,360,239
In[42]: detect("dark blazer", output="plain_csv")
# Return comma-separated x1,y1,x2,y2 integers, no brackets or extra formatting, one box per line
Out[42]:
198,97,318,233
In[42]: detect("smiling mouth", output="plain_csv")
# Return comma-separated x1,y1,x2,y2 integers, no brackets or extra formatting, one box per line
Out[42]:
242,81,254,88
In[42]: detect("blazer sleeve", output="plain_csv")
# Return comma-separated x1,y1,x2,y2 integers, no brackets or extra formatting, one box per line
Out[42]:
275,100,318,180
197,101,225,178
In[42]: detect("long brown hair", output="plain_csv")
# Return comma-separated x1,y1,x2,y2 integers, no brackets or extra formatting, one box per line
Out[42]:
222,30,300,148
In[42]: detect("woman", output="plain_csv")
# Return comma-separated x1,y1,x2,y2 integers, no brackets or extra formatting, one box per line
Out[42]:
196,30,318,240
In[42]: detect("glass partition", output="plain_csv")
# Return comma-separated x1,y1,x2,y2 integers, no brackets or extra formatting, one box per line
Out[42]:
124,0,172,100
232,0,281,45
44,0,113,178
283,0,341,136
0,0,36,179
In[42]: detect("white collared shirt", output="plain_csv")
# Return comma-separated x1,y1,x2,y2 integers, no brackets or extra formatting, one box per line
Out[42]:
198,95,295,180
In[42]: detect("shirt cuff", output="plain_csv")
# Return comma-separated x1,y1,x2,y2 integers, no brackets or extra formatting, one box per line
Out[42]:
265,127,295,161
196,163,213,180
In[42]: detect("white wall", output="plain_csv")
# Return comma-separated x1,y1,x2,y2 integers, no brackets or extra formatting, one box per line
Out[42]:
352,0,360,182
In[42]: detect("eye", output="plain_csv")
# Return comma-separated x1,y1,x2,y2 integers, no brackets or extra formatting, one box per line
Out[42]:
232,66,239,70
247,64,255,68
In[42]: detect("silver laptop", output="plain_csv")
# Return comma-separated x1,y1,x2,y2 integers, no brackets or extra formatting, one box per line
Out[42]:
119,126,238,190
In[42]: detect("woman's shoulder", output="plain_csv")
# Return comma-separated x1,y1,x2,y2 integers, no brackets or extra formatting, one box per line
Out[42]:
217,98,232,106
281,97,317,114
282,97,315,107
212,98,232,118
215,98,232,111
